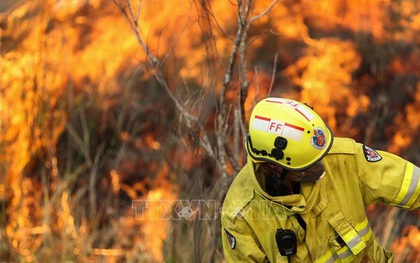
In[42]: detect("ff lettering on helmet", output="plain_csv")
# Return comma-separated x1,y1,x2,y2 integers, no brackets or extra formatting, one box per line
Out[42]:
252,115,305,141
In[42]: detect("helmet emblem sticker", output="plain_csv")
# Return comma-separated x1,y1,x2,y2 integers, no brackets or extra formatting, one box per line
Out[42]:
311,128,326,149
224,229,236,249
363,145,382,162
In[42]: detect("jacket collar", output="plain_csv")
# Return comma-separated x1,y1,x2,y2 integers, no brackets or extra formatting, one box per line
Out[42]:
246,156,321,214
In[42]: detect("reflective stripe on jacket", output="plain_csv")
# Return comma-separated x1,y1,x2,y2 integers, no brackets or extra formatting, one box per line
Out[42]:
221,137,420,262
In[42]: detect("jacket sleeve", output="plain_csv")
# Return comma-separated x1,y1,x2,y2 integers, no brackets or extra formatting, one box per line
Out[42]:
221,215,269,263
356,143,420,209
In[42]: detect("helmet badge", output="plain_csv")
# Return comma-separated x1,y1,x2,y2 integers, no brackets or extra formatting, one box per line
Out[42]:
311,128,326,150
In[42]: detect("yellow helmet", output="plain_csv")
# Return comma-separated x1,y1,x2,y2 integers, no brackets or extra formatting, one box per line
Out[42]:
246,97,333,170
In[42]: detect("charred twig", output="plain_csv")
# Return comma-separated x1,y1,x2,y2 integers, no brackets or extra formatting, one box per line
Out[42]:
268,52,278,96
114,0,217,166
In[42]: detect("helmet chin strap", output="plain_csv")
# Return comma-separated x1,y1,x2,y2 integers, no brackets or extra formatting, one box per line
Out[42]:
280,168,289,183
279,168,301,195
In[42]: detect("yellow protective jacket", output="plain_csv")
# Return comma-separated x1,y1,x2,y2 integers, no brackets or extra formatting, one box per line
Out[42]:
221,138,420,262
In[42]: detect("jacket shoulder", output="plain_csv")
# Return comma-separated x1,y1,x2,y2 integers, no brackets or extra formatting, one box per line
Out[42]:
222,165,254,221
328,137,357,155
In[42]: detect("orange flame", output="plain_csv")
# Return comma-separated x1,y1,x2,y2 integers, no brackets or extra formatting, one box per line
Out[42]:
1,0,419,262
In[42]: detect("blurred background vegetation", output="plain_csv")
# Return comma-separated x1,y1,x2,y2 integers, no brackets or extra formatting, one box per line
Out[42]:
1,0,419,262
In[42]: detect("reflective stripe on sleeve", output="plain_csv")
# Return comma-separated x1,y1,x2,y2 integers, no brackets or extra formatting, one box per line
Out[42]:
356,217,372,240
315,250,338,263
392,163,420,208
340,228,366,255
315,218,372,263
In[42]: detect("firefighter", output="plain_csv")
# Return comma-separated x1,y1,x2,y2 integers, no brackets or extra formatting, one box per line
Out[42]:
221,97,420,263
